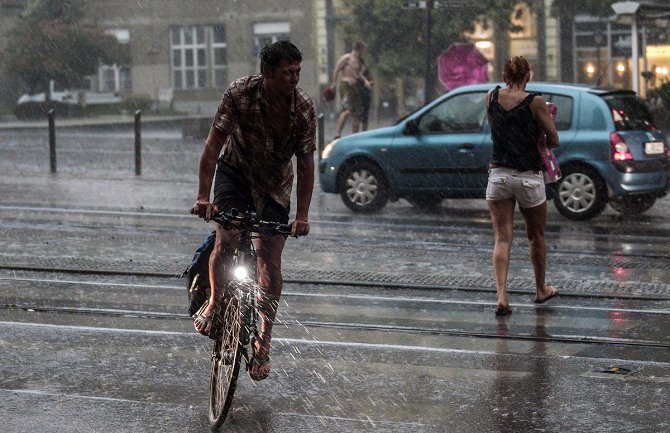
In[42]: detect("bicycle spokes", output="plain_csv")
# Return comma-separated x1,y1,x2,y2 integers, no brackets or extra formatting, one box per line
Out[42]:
209,296,242,428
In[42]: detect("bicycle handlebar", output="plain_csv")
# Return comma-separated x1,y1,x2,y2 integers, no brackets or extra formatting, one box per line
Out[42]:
193,208,293,236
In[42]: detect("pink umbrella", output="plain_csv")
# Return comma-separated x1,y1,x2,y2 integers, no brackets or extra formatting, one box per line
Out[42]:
438,43,489,91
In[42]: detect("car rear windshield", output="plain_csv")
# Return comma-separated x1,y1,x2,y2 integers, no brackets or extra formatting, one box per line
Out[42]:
603,94,656,131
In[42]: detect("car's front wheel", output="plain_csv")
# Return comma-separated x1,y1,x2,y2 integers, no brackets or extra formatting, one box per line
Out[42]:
609,194,656,216
553,166,607,220
338,160,388,213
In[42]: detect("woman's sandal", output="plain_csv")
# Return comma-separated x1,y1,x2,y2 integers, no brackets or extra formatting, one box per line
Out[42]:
192,301,213,336
247,338,271,381
495,304,513,317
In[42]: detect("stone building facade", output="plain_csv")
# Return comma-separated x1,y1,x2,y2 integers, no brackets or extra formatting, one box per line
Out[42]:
87,0,320,114
1,0,320,114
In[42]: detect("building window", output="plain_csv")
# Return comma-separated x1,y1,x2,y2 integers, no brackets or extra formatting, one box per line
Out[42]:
99,65,131,93
212,25,227,88
253,22,291,72
170,25,227,90
99,28,131,92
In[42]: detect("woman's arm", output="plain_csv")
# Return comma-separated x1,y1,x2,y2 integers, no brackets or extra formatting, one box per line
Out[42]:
485,88,494,122
531,96,559,149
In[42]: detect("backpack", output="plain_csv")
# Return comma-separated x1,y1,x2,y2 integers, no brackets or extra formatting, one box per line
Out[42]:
181,231,215,316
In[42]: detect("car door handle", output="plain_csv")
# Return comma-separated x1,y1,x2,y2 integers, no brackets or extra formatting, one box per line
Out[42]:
458,144,476,153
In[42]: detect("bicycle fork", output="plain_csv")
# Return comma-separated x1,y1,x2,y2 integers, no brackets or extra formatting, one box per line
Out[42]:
232,237,259,367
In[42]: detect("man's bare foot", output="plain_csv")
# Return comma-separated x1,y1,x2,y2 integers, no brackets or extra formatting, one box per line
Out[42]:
248,337,271,381
192,302,215,336
534,285,558,304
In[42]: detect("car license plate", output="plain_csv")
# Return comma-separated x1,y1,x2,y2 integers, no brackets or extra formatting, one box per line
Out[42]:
644,141,664,155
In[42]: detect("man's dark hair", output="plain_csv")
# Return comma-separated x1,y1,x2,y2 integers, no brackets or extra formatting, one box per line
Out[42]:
260,40,302,74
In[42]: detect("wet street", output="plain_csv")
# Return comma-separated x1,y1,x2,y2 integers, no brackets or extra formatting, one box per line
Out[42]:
1,125,669,432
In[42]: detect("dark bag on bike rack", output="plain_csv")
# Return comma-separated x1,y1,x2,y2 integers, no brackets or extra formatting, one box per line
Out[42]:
181,231,216,316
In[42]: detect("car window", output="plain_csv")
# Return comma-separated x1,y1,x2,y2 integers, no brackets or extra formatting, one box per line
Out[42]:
603,95,657,131
542,93,573,130
417,92,487,134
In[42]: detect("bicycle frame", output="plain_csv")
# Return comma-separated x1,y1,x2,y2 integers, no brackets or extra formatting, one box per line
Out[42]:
230,229,259,349
205,208,291,430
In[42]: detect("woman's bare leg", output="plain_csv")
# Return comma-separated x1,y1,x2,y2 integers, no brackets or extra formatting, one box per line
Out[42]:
488,198,516,310
519,201,557,302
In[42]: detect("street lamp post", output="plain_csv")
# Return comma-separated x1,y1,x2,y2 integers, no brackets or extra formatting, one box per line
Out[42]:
594,31,604,87
424,0,434,104
402,0,474,104
611,1,641,94
631,12,639,94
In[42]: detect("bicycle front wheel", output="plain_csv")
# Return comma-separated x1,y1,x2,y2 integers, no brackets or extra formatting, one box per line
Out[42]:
209,295,242,429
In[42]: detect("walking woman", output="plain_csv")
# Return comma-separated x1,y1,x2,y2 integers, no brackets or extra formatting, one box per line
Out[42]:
485,56,559,316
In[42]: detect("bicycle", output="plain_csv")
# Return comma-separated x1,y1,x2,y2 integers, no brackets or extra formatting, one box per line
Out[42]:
198,208,292,430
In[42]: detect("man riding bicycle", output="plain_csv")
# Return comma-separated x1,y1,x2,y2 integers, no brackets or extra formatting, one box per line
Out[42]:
192,40,316,381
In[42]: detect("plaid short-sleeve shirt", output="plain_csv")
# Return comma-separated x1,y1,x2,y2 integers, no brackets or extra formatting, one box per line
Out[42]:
212,75,317,210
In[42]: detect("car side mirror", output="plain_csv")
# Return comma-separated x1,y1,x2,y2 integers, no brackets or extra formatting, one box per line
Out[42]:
404,118,419,135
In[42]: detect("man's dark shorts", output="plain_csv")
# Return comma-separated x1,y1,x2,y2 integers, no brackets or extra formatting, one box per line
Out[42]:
213,160,290,225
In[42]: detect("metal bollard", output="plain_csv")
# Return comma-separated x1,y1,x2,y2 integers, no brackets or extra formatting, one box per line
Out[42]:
48,109,56,173
317,113,325,161
134,110,141,176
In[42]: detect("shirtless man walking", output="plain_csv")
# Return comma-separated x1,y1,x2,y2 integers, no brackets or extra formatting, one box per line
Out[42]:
331,41,372,137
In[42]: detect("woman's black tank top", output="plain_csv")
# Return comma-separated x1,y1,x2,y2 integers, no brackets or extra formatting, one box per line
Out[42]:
488,86,543,172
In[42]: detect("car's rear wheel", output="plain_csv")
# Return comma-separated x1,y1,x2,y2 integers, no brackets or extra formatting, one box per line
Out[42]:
338,160,388,213
609,194,656,216
553,166,607,220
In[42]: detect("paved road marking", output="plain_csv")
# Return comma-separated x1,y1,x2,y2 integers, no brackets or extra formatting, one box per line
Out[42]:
0,388,430,427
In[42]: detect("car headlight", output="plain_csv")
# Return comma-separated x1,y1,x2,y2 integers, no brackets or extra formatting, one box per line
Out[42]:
321,139,338,160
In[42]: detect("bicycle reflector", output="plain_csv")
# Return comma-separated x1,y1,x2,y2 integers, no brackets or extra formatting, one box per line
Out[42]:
233,266,250,281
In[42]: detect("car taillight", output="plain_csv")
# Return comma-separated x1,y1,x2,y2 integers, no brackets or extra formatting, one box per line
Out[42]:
610,132,633,161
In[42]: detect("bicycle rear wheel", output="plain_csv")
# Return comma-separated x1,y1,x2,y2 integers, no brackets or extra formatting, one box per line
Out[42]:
209,295,242,429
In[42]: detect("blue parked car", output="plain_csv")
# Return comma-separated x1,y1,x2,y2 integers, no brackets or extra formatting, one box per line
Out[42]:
319,83,670,220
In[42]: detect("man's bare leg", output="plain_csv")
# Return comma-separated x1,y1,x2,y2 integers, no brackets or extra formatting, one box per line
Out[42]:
351,116,361,134
335,110,349,138
249,233,286,379
194,223,236,335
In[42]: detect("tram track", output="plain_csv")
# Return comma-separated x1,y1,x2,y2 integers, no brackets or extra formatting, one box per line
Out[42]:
2,204,670,247
3,269,670,301
1,302,668,350
2,205,670,348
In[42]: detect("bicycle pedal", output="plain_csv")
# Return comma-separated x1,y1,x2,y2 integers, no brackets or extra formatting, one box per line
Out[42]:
222,351,236,365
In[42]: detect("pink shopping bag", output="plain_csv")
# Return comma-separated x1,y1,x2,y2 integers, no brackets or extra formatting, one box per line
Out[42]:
538,102,561,183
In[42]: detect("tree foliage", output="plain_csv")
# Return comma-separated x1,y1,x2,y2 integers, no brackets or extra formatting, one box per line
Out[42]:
551,0,616,18
1,0,127,94
339,0,485,81
338,0,537,86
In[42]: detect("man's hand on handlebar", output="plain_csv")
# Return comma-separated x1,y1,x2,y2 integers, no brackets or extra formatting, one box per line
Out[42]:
290,218,309,238
192,198,219,222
